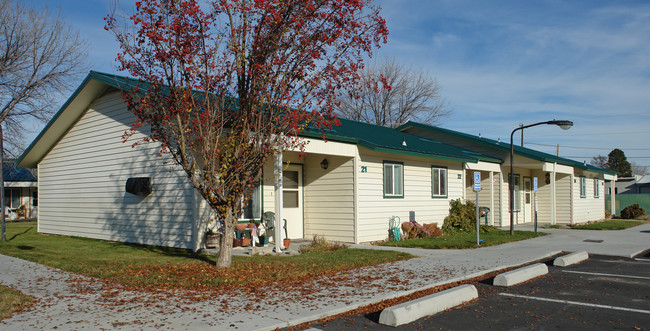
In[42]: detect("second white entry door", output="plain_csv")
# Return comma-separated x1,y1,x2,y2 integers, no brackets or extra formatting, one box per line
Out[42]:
282,164,303,239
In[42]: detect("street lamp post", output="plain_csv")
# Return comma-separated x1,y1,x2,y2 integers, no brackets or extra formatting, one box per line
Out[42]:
509,120,573,235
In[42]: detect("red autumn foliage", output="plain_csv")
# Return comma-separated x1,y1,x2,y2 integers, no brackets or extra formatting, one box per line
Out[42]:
105,0,388,268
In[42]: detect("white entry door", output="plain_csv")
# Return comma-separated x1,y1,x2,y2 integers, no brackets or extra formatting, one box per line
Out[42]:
523,177,532,223
282,164,303,239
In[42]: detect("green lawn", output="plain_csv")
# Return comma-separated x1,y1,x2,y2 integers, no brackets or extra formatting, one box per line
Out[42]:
380,230,545,249
0,221,411,291
0,285,33,321
570,219,649,230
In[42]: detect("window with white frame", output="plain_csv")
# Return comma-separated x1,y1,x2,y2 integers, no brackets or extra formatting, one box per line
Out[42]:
4,188,20,209
431,166,447,197
594,179,599,198
580,177,587,198
383,162,404,198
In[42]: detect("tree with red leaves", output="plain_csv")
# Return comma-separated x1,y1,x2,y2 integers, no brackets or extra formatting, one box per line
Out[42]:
105,0,387,268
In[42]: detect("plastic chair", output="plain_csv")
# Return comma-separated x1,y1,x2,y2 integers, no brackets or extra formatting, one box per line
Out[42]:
262,211,287,239
16,205,27,219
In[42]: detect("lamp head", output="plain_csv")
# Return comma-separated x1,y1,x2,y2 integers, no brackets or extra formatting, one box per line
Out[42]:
551,120,573,130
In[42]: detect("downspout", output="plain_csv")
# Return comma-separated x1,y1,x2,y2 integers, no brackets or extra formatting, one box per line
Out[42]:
353,154,359,244
551,162,557,225
570,173,575,225
192,187,198,252
489,171,494,226
462,167,466,201
274,149,284,252
610,177,616,215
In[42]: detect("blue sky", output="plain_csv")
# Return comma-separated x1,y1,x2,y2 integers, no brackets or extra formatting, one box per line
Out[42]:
22,0,650,171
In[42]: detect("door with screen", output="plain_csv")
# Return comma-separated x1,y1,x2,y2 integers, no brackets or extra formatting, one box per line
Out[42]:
282,164,303,239
524,177,532,223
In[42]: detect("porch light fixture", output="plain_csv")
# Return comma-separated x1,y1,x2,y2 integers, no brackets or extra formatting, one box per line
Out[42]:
320,158,329,170
509,120,573,235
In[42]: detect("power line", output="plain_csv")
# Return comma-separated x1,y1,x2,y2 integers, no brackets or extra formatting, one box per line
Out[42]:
527,131,648,138
564,156,650,159
526,142,650,151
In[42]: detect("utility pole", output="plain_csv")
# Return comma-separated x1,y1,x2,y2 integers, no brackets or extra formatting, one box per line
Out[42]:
556,144,560,156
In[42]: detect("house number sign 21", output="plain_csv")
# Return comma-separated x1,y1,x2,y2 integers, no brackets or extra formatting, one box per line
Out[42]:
361,166,368,173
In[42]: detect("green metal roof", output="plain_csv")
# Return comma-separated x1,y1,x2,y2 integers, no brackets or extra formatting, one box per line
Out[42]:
397,121,616,175
302,118,500,163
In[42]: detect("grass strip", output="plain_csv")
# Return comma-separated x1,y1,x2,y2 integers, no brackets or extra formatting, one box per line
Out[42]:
380,230,545,249
0,285,33,321
0,221,411,291
570,219,648,230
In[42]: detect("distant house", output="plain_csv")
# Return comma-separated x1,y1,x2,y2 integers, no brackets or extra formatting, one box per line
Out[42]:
611,175,650,194
4,161,37,219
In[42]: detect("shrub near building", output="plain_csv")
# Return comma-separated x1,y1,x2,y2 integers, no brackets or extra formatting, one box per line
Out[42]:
620,204,646,219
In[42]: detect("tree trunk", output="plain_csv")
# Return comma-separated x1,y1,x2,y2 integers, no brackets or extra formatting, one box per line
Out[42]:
1,125,5,242
216,208,235,268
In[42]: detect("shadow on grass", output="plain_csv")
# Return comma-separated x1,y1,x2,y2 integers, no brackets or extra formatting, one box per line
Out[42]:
8,227,34,241
118,241,214,264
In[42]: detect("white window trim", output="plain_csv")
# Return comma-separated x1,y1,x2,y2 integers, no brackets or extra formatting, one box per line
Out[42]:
383,161,404,198
431,166,448,198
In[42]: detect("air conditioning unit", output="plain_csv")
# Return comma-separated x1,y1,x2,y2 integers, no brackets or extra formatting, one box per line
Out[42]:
125,177,152,196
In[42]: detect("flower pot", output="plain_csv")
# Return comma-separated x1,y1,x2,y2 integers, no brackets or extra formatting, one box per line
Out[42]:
235,223,248,231
283,238,291,249
247,222,255,229
241,238,251,247
206,234,220,248
233,238,243,247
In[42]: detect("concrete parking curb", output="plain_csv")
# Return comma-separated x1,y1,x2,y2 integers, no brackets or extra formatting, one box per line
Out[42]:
378,284,478,327
493,263,548,287
553,251,589,267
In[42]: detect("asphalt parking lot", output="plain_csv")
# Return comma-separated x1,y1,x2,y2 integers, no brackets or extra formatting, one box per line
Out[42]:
306,253,650,330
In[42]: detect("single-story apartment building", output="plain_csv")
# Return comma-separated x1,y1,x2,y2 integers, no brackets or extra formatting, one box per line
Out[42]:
18,71,615,251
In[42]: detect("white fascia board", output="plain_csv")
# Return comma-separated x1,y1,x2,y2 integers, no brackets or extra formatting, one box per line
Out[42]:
603,174,617,181
4,181,37,188
542,162,573,174
465,161,501,172
291,138,357,157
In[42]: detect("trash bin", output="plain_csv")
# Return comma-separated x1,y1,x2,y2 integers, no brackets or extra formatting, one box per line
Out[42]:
480,207,490,225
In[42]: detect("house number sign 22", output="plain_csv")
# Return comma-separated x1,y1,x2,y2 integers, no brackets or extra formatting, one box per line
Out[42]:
361,166,368,173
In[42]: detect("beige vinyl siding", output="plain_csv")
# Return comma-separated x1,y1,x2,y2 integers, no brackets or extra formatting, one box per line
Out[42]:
465,170,500,226
532,170,553,224
258,152,355,242
38,92,197,249
555,174,572,223
356,149,463,243
572,175,605,223
303,155,355,242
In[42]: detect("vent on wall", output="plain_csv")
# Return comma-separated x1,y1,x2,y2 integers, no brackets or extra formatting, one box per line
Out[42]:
125,177,152,196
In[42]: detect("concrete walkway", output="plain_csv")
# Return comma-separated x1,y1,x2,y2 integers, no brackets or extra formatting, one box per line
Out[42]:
1,223,648,330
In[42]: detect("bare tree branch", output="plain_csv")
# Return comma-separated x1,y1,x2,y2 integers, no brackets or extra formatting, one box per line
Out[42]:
0,0,87,241
336,57,451,128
